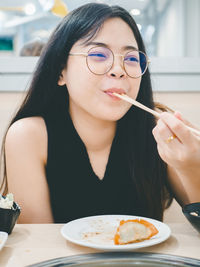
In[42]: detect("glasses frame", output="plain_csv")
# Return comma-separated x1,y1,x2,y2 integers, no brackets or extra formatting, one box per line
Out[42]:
69,46,150,78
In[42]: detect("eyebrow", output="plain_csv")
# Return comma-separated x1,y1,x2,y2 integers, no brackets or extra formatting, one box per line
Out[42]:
81,41,138,51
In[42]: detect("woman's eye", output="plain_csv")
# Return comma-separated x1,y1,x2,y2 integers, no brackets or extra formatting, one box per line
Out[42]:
88,52,107,60
124,56,139,63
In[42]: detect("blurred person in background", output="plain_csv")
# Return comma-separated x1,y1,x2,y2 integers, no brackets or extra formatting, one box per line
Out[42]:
20,39,46,56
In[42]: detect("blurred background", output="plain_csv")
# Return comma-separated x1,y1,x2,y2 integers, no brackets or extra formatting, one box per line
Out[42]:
0,0,199,57
0,0,200,222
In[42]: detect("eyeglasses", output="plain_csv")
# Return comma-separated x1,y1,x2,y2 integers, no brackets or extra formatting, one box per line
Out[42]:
69,46,150,78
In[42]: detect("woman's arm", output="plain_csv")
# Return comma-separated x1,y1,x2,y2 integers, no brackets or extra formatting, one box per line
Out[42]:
5,117,53,223
152,111,200,206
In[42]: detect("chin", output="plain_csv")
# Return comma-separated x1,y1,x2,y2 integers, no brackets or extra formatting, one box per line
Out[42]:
99,110,128,122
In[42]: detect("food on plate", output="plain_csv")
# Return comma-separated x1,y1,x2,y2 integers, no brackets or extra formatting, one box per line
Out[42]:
0,193,14,209
114,219,158,245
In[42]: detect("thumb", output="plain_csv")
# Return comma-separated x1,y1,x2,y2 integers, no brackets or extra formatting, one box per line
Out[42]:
174,111,182,121
174,111,200,130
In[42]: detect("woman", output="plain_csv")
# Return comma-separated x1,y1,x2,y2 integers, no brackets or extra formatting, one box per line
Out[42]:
1,3,200,223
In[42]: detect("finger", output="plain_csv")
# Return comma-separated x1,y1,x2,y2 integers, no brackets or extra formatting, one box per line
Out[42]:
159,112,192,143
152,122,180,164
174,111,200,131
153,119,181,146
174,111,183,121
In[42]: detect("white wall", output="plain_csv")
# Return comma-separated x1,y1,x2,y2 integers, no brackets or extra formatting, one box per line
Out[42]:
0,57,200,92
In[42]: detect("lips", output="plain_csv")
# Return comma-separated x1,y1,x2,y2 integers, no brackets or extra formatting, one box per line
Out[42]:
103,88,126,100
104,88,126,95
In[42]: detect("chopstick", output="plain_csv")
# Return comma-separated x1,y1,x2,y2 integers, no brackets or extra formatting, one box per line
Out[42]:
113,92,161,118
112,92,200,136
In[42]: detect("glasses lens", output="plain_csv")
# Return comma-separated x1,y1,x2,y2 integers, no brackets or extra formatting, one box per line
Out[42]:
86,46,113,75
124,50,147,78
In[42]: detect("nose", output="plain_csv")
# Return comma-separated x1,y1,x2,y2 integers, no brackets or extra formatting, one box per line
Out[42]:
107,55,126,78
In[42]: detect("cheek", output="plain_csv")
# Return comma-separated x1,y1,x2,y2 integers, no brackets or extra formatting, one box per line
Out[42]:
65,62,86,94
65,62,99,101
129,77,141,99
66,59,82,83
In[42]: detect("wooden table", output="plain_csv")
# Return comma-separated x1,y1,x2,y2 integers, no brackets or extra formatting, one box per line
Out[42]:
0,220,200,267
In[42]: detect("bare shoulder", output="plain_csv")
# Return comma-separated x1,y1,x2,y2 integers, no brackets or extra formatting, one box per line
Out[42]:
5,117,53,222
5,117,47,163
6,116,47,143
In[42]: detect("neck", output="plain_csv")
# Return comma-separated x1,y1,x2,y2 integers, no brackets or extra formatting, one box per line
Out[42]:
69,103,116,153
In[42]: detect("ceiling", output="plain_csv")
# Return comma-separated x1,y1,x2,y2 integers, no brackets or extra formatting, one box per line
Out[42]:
0,0,153,36
0,0,149,11
0,0,175,57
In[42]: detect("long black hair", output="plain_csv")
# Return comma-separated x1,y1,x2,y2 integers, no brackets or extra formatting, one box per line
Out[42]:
0,3,172,220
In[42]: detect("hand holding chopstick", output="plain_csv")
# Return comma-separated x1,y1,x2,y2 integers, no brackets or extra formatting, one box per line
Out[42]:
112,92,200,137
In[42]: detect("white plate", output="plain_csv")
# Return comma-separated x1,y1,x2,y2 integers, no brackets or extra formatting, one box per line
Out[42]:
0,231,8,250
61,215,171,251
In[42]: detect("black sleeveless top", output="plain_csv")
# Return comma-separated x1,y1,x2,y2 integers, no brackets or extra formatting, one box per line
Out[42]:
43,94,143,223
